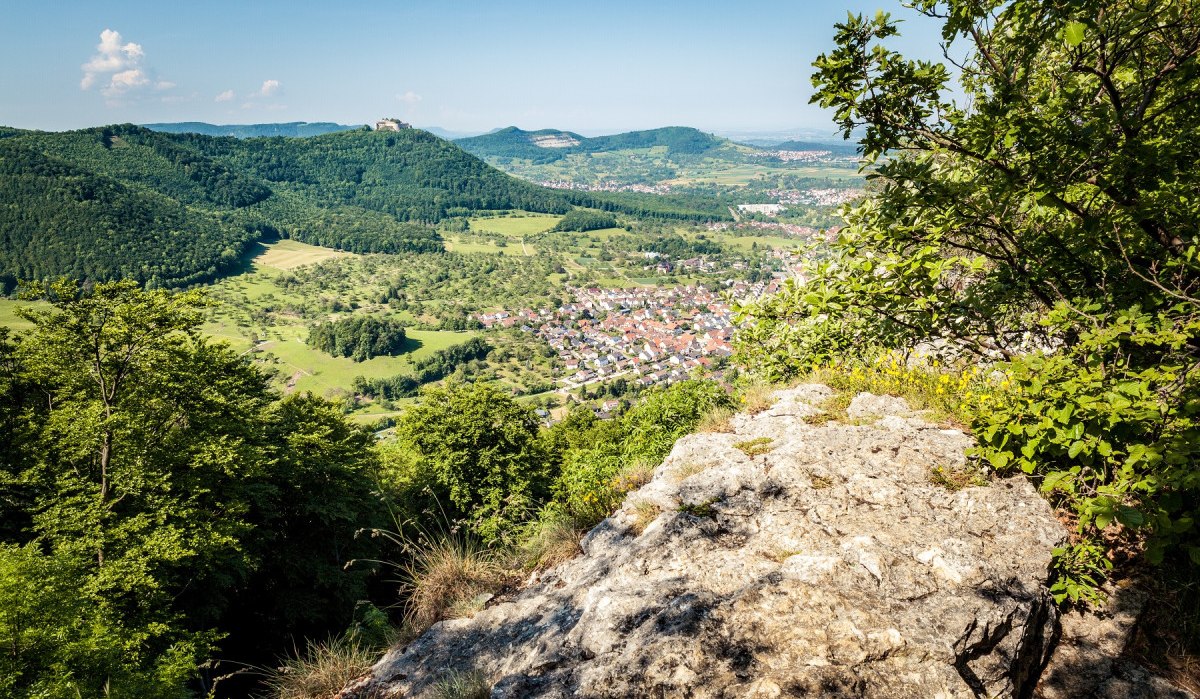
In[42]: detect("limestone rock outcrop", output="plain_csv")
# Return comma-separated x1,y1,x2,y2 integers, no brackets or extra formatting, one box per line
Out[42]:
355,385,1070,698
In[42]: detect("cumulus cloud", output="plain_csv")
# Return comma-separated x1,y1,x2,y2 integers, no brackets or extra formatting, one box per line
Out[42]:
397,90,422,104
259,79,281,97
215,89,235,102
81,29,172,102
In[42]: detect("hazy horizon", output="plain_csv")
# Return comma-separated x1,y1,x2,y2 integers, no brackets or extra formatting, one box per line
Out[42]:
4,1,946,134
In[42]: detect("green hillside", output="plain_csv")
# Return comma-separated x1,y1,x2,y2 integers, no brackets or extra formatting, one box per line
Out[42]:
0,125,578,286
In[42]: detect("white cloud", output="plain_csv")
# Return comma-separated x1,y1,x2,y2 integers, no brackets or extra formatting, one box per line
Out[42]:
259,79,281,97
80,29,171,103
397,90,422,104
215,89,235,102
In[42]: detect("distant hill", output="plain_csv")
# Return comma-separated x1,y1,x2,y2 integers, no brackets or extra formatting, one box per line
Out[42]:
0,124,575,288
456,126,725,163
144,121,362,138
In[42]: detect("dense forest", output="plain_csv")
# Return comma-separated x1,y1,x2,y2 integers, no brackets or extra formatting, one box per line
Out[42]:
0,125,564,286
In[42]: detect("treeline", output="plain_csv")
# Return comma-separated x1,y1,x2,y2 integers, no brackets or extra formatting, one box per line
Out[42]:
564,189,734,222
307,315,408,361
553,209,618,232
352,337,492,399
176,128,572,222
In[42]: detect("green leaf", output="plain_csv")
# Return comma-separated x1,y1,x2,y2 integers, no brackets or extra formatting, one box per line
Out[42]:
1063,21,1087,47
1068,440,1085,459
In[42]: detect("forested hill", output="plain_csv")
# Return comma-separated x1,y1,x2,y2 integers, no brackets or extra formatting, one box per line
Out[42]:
0,125,571,289
144,121,361,138
455,126,726,163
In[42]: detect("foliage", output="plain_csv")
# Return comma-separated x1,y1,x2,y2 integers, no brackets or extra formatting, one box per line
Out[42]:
398,532,506,630
308,315,408,361
431,669,492,699
736,0,1200,585
389,382,550,541
552,209,619,233
0,281,387,695
546,381,734,526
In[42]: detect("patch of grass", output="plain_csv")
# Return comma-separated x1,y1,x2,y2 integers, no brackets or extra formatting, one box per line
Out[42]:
432,669,492,699
929,465,988,492
803,392,854,426
261,636,379,699
402,534,507,631
678,497,720,518
517,513,585,571
733,437,774,457
628,500,662,535
254,239,352,270
697,407,735,433
738,383,777,415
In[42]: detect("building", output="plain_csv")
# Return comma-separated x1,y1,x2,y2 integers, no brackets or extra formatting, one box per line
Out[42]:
375,118,411,132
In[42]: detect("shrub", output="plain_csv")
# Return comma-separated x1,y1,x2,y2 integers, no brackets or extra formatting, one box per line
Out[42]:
262,636,379,699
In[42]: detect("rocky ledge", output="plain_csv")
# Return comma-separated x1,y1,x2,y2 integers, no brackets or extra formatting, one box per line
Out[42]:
345,385,1157,698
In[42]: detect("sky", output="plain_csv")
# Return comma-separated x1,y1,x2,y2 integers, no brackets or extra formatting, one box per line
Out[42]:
1,1,948,137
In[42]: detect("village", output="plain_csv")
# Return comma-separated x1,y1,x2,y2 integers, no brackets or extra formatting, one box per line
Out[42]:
475,277,788,408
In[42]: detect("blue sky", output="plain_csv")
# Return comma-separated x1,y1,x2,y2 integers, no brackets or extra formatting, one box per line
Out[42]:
1,1,947,135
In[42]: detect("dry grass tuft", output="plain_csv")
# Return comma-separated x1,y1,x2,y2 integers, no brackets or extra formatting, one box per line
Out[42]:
697,407,735,433
803,392,854,426
404,535,507,631
519,515,585,571
432,669,492,699
733,437,774,457
628,499,662,536
929,465,988,491
262,636,379,699
739,383,777,415
671,460,709,480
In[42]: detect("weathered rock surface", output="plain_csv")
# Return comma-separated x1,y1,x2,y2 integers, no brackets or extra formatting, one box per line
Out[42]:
356,386,1069,698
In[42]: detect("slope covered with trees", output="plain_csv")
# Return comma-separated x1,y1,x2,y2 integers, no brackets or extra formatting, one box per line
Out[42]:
0,125,584,286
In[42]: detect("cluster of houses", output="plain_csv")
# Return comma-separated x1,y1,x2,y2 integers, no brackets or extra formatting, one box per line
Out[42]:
476,282,779,392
